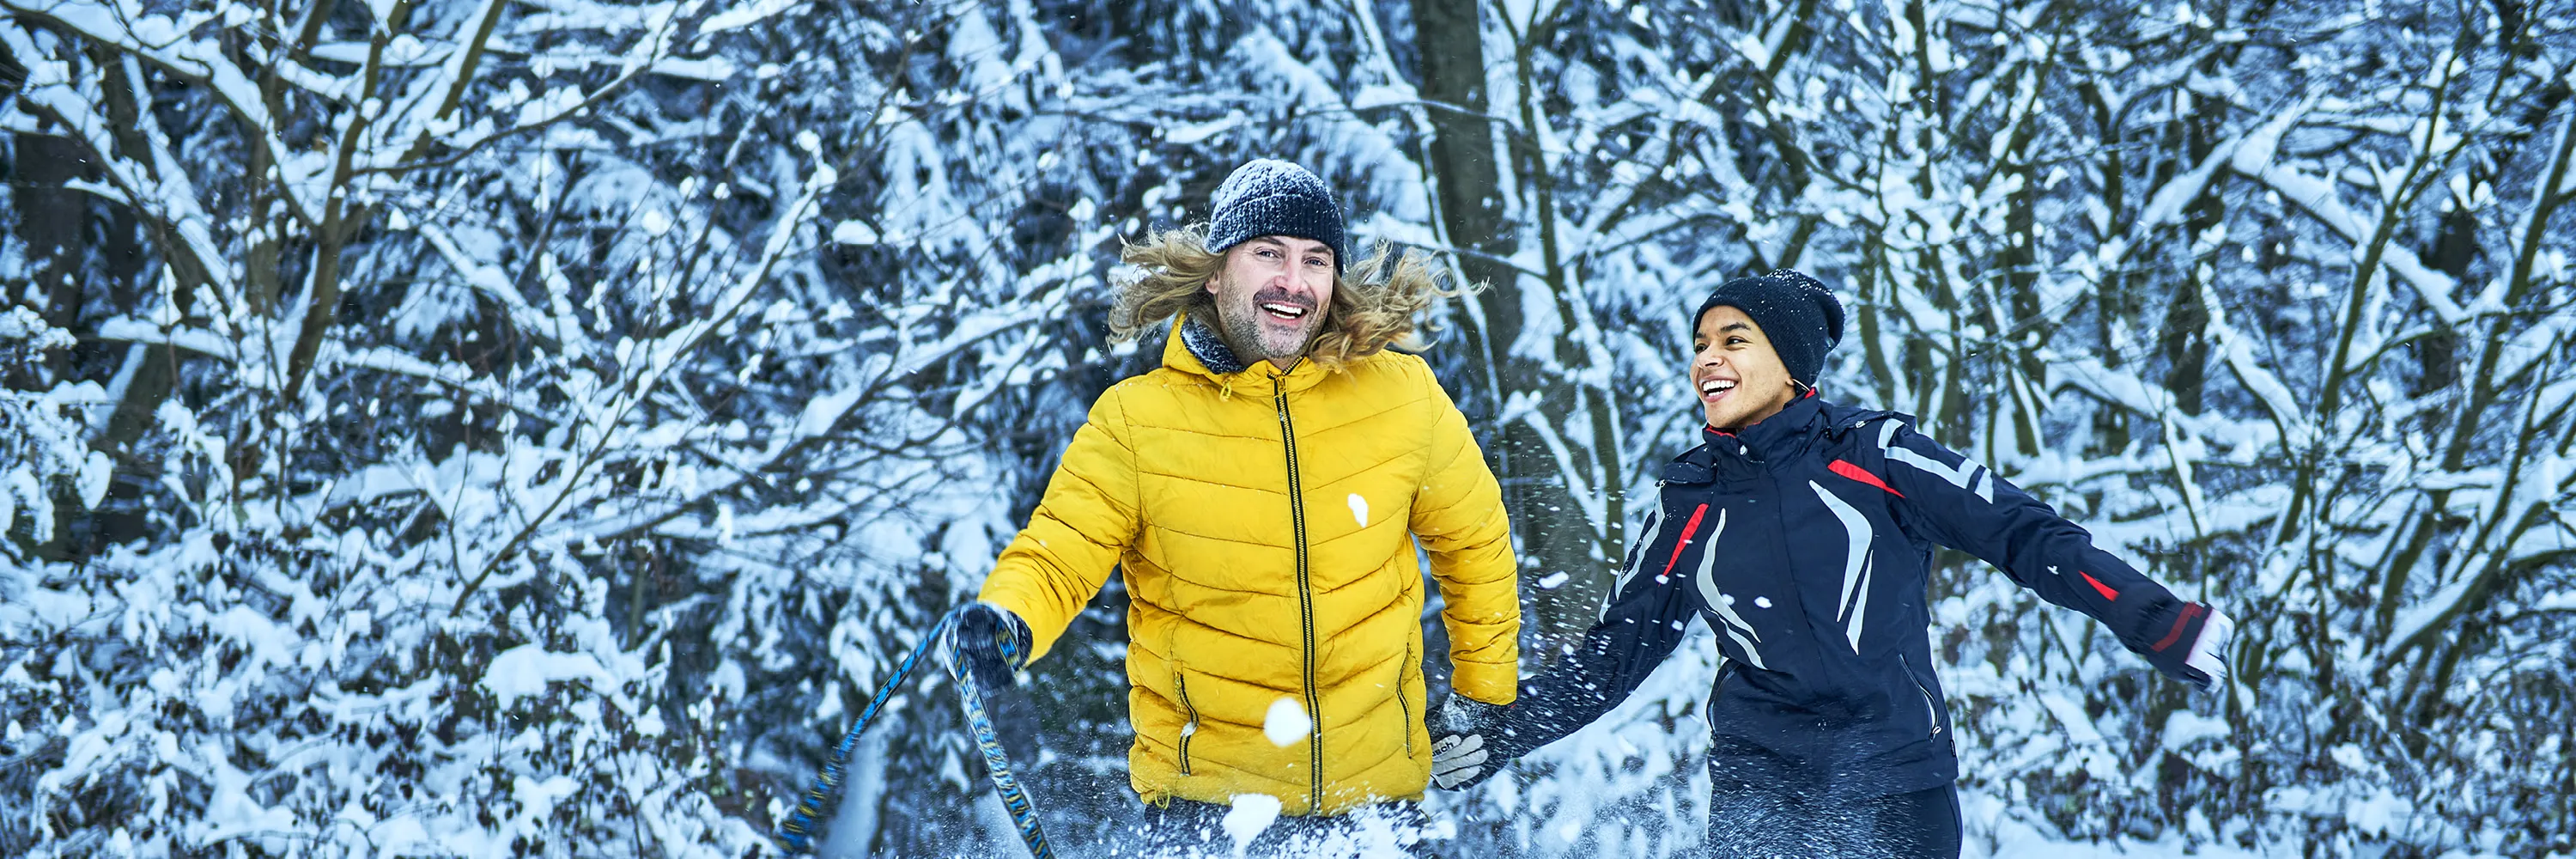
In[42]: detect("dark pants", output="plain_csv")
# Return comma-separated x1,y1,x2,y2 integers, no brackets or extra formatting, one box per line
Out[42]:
1704,783,1961,859
1105,797,1437,858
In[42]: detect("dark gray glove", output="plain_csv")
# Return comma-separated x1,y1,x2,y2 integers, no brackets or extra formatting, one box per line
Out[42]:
1426,695,1510,789
953,601,1032,689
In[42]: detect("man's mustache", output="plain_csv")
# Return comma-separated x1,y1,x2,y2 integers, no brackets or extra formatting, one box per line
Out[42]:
1251,289,1316,311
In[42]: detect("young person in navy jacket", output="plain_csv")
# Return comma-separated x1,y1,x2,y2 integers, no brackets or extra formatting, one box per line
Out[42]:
1426,271,2235,857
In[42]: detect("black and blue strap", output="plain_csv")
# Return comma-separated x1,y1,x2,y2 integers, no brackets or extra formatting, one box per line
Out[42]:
771,605,1053,856
947,613,1052,858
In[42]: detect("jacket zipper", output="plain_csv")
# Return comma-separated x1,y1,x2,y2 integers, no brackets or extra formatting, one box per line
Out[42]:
1900,654,1941,736
1398,641,1416,756
1174,670,1200,775
1708,660,1735,715
1274,373,1324,813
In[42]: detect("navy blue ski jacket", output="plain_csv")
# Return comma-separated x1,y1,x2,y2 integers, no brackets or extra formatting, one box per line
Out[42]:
1488,395,2215,798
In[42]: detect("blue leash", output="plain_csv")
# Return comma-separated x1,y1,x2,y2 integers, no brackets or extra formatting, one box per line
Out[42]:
772,605,1054,856
948,617,1053,858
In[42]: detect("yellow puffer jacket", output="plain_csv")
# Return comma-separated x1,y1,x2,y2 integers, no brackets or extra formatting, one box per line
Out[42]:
979,322,1518,816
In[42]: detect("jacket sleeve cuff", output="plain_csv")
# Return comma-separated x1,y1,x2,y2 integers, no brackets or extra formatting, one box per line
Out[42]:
1449,660,1518,706
2134,600,2214,683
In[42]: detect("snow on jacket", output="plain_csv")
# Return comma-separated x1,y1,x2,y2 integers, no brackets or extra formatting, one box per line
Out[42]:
978,318,1520,815
1489,394,2215,798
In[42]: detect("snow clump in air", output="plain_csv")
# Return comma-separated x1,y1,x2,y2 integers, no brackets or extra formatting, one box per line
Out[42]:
1263,697,1312,746
1222,794,1285,850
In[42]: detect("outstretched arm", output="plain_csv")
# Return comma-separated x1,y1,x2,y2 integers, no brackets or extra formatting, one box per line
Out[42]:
1496,504,1704,756
1428,504,1701,789
976,388,1143,662
1411,370,1520,704
1865,420,2227,685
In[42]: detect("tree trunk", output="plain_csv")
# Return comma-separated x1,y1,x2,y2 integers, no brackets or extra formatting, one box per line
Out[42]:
12,131,89,383
1410,0,1601,644
9,123,101,560
88,55,201,460
2160,89,2224,416
2412,200,2479,397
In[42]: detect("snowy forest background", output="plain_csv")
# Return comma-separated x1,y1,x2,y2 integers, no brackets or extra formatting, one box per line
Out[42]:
2,0,2573,856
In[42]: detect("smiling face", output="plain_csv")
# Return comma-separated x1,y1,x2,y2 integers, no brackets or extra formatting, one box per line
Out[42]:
1206,235,1337,369
1692,305,1801,430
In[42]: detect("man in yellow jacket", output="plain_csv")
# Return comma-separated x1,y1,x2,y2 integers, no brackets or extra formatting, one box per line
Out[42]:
957,159,1518,856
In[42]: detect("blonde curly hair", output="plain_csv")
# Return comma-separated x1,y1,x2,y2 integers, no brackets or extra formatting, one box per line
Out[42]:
1109,224,1466,369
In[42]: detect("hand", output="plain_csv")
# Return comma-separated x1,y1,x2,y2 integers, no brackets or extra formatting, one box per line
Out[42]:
953,602,1032,689
1426,695,1509,789
2183,609,2234,692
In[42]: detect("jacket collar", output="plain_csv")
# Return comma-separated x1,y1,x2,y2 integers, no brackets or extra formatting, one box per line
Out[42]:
1700,393,1827,464
1162,315,1329,394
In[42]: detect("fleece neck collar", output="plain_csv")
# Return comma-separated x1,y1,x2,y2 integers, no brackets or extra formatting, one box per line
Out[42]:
1161,316,1322,397
1179,313,1249,375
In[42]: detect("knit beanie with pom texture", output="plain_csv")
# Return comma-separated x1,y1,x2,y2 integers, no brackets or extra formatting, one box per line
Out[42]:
1692,270,1846,389
1203,159,1350,274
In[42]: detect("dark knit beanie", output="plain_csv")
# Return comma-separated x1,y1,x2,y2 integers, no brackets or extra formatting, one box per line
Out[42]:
1692,270,1845,388
1204,160,1350,273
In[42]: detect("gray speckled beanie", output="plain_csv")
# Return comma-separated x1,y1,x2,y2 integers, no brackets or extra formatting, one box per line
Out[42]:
1203,159,1349,273
1692,269,1846,388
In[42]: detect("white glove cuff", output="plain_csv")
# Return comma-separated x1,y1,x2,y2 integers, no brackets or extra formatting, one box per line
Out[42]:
2184,609,2234,686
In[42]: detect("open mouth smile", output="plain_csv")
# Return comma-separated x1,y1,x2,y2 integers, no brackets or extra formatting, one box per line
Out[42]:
1698,377,1737,404
1260,302,1310,322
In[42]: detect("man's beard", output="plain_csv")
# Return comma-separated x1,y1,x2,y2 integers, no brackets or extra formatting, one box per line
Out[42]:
1217,287,1318,365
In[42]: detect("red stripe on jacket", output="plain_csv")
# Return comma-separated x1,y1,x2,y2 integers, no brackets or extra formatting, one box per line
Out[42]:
2151,603,2205,653
1828,459,1904,497
1658,503,1710,581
